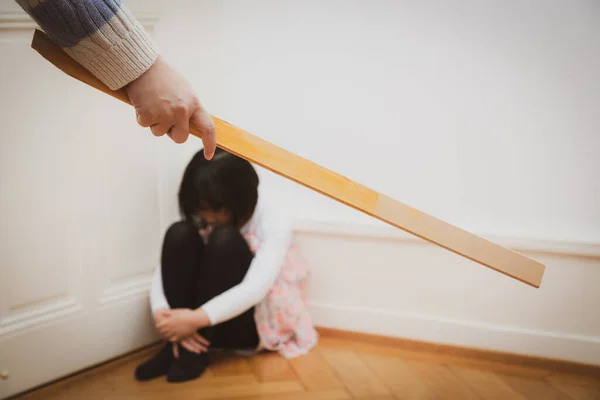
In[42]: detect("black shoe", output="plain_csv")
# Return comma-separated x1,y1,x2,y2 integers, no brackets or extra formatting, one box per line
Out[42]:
134,342,175,381
166,345,210,383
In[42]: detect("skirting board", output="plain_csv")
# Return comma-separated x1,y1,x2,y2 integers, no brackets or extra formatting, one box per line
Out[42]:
293,219,600,367
314,326,600,377
308,302,600,368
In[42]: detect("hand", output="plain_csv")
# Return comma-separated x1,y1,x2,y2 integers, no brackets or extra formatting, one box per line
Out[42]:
172,342,179,359
152,309,171,339
171,332,210,359
156,308,208,342
124,56,216,159
180,332,210,354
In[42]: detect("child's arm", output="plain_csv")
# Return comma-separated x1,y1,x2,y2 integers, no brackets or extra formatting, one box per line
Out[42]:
200,204,293,326
149,265,170,312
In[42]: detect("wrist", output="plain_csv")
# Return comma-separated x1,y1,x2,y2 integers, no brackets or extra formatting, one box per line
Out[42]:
123,56,160,96
193,307,211,329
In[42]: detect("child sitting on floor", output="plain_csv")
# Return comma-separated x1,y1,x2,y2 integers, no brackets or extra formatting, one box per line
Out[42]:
135,148,318,383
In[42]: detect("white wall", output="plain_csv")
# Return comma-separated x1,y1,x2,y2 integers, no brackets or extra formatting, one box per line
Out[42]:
294,221,600,366
1,3,598,396
157,0,600,242
154,0,600,365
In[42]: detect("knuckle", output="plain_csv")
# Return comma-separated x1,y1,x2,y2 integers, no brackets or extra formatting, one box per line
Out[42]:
150,125,164,137
136,111,153,127
203,122,216,137
173,102,188,117
171,132,188,144
190,96,201,109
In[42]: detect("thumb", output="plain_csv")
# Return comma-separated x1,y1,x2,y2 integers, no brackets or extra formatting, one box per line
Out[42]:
191,106,217,160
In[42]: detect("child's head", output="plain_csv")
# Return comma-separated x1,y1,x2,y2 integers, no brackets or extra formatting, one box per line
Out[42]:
178,148,259,228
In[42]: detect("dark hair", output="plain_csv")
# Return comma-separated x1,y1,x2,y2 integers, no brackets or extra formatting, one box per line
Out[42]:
178,148,259,227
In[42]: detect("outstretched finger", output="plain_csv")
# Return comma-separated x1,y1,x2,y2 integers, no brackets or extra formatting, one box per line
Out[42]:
191,106,216,160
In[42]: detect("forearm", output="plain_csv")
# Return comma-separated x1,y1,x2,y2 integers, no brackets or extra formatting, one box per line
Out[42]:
16,0,158,90
149,265,170,312
201,282,268,326
202,221,293,325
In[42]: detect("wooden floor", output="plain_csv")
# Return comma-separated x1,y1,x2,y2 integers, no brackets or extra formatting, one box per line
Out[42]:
14,331,600,400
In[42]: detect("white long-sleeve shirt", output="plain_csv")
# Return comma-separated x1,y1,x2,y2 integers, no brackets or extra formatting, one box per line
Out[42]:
149,197,293,326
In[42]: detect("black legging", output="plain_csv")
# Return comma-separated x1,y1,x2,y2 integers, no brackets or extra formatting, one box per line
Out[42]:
160,220,260,350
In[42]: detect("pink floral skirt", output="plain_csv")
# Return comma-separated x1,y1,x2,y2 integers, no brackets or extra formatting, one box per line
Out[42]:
245,233,318,358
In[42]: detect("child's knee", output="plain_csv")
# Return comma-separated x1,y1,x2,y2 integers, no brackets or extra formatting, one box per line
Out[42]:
164,220,200,245
207,224,244,252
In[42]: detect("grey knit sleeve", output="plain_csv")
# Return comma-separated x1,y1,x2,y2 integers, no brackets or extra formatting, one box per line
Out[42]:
16,0,158,90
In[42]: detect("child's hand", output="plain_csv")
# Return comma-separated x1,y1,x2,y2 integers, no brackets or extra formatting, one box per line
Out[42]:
171,332,210,359
181,332,210,354
152,309,171,339
156,308,201,342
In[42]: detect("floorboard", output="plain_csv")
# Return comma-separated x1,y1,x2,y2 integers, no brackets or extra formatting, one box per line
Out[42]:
11,334,600,400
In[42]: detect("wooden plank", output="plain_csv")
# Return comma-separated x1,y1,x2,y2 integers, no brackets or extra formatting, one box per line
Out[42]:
449,366,527,400
249,351,298,383
546,372,600,388
548,380,600,400
199,373,257,386
407,361,481,400
319,347,392,397
288,349,345,391
30,29,545,287
358,352,433,398
208,352,253,377
16,336,600,400
241,389,351,400
499,375,572,400
120,381,305,400
316,327,600,379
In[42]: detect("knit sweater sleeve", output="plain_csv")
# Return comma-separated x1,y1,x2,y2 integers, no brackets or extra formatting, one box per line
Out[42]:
16,0,158,90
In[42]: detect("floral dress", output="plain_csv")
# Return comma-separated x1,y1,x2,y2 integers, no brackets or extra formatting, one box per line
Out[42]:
243,230,318,358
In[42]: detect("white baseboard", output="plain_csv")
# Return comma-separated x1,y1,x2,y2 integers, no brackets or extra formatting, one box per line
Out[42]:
309,302,600,366
291,218,600,367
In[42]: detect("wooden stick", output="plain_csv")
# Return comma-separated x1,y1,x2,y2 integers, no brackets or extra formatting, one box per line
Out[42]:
30,29,545,288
